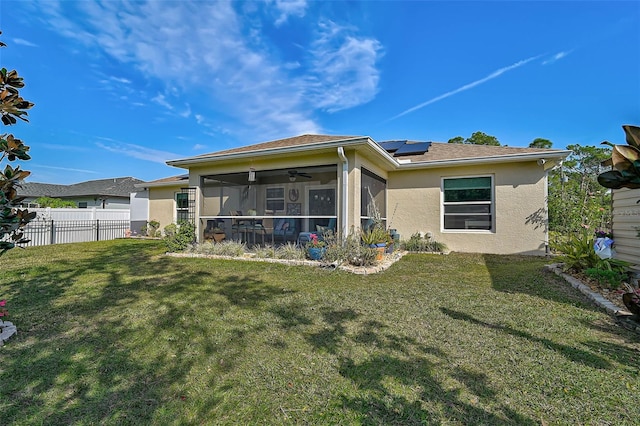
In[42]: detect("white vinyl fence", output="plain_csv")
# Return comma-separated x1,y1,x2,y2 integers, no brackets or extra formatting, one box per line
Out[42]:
21,208,131,247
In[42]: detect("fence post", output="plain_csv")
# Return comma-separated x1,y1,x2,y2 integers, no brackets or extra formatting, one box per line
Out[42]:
49,219,54,245
96,219,100,241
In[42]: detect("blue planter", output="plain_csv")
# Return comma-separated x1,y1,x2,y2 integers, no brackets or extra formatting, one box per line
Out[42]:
307,247,326,260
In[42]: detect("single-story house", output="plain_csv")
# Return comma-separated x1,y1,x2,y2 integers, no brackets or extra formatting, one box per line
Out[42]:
18,177,143,209
137,134,570,254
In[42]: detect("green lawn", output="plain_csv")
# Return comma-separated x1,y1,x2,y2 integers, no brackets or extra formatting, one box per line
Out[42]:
1,239,638,425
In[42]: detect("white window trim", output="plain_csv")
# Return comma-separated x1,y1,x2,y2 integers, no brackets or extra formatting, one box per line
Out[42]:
265,186,285,212
441,174,494,233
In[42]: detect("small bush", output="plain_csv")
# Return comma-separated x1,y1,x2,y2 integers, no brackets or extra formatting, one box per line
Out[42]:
556,232,600,272
584,268,626,289
163,220,195,252
141,219,161,237
276,242,305,260
253,244,277,259
163,223,177,238
210,240,247,257
343,231,377,266
401,233,447,253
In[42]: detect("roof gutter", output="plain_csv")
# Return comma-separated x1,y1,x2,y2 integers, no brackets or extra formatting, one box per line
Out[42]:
395,150,571,169
134,180,189,189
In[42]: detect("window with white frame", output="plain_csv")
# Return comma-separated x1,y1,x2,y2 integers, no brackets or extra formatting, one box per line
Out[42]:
265,187,285,212
442,176,493,231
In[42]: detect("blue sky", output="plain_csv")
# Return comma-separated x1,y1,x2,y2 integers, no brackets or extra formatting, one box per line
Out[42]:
1,0,638,185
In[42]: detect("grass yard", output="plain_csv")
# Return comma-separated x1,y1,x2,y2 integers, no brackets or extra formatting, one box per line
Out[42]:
1,239,639,425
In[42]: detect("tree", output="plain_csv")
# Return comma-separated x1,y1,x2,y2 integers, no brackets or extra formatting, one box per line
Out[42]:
529,138,552,149
447,136,465,144
0,31,36,255
548,144,611,236
34,197,76,208
447,131,501,146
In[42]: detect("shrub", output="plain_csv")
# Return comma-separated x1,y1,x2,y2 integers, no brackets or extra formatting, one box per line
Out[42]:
276,242,305,260
197,240,246,257
556,232,600,272
163,223,177,238
584,268,626,289
163,220,195,252
344,231,377,266
401,233,447,253
253,244,277,259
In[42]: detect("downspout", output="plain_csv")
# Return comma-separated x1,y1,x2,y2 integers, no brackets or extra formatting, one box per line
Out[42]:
544,168,550,255
337,147,349,240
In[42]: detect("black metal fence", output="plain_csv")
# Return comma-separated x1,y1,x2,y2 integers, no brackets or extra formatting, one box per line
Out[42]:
22,219,130,246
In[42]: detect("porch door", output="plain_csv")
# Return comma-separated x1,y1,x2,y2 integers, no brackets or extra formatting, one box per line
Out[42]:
308,188,335,232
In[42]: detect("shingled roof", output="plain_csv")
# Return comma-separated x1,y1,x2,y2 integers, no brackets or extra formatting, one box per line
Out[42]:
191,134,363,159
390,141,561,163
170,134,567,166
18,177,144,198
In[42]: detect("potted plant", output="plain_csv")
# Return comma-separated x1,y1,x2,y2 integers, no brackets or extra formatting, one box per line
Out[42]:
622,283,640,318
305,233,326,260
361,226,387,261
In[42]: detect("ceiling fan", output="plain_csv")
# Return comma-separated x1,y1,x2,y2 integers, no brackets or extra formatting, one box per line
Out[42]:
288,170,312,181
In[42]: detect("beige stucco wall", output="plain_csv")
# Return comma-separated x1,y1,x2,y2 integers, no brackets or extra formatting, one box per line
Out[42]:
387,161,548,255
148,185,182,231
148,148,549,254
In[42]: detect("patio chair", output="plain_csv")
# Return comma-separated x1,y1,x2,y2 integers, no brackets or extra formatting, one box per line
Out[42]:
230,211,249,242
256,210,275,245
315,217,336,240
272,217,297,242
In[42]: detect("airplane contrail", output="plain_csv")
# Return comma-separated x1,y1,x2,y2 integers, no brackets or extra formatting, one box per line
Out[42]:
387,55,542,122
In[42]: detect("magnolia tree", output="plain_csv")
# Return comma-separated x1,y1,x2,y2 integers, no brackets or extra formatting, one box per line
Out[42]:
0,31,36,255
597,125,640,189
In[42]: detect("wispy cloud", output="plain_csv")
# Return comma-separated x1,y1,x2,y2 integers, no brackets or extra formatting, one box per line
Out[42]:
12,38,38,47
543,50,573,65
38,143,91,152
30,164,100,174
273,0,307,26
96,138,180,163
309,20,384,113
387,55,541,121
38,1,383,139
109,76,132,84
193,144,207,150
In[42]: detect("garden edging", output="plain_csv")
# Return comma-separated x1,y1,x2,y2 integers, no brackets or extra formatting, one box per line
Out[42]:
167,250,409,275
545,263,640,334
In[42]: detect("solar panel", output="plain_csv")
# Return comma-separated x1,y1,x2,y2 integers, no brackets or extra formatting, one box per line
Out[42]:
393,142,431,157
379,140,407,153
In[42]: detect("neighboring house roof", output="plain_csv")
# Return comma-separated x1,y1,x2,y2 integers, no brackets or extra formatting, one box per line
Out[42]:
18,177,144,198
136,174,189,188
166,134,570,169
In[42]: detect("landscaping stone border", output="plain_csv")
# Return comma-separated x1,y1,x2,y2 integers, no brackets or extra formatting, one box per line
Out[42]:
545,263,640,334
167,250,409,275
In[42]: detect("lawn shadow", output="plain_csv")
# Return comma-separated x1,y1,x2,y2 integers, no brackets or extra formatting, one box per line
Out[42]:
268,300,536,424
482,254,601,312
441,307,612,370
1,239,287,424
